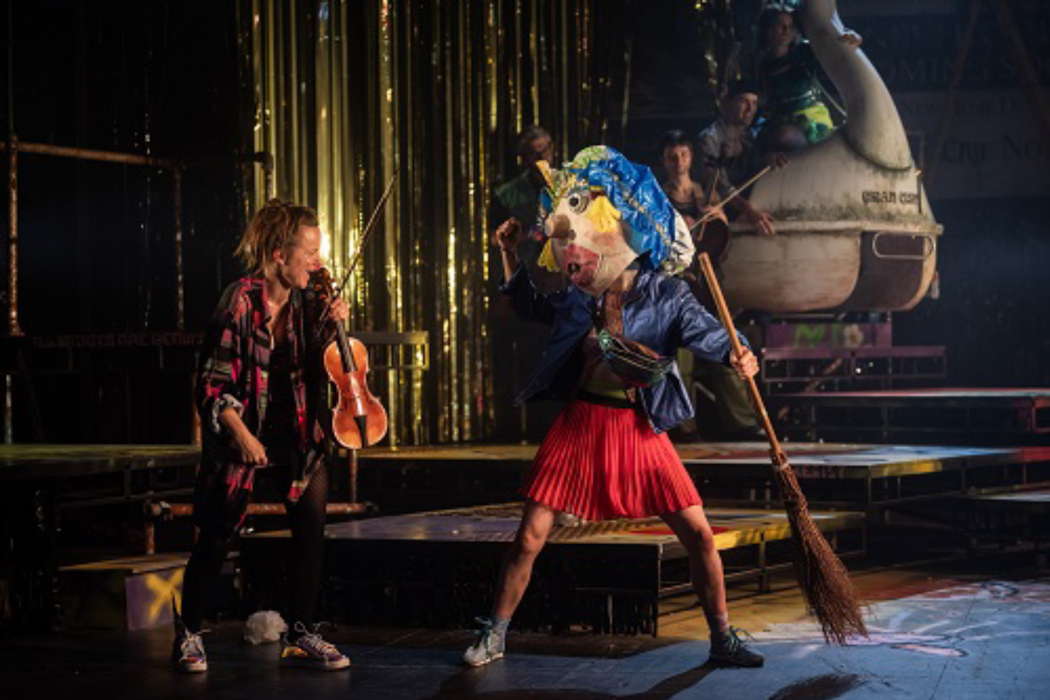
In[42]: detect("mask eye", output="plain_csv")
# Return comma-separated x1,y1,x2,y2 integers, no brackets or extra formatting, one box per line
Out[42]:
566,190,590,215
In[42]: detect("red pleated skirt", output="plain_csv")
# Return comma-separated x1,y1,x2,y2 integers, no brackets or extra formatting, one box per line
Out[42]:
523,399,702,521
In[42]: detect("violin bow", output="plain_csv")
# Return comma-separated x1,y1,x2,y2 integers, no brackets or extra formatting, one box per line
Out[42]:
334,169,400,297
316,170,399,326
693,169,720,245
688,165,771,232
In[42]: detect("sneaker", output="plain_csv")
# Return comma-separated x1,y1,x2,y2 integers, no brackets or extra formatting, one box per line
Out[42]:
172,624,207,673
463,617,506,667
280,622,351,671
708,626,764,667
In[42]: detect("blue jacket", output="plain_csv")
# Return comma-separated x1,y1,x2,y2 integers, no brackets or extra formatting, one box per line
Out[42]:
501,264,746,434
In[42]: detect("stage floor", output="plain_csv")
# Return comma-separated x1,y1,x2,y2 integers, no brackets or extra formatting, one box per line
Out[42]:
3,561,1048,699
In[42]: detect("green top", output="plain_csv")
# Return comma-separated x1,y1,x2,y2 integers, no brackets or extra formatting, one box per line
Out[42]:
492,170,542,230
760,41,822,116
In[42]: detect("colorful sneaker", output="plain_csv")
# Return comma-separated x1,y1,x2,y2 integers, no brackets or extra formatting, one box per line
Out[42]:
709,626,764,668
281,622,351,671
171,624,207,673
463,616,507,667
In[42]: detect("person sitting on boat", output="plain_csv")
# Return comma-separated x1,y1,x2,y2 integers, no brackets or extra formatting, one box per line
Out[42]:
659,129,726,231
659,130,764,442
696,80,780,238
755,3,862,150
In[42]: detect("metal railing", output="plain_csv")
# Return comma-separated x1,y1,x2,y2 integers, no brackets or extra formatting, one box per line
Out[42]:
2,137,186,333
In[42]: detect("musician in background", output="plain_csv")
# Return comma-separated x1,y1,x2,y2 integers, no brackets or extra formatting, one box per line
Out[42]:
488,126,564,442
490,125,564,296
659,130,762,442
491,125,553,233
174,199,350,673
696,80,782,238
659,129,726,231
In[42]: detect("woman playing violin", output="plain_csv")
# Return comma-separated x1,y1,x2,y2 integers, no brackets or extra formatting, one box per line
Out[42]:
174,199,351,673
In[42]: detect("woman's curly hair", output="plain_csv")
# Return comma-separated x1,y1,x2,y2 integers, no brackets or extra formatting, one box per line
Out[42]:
234,198,319,273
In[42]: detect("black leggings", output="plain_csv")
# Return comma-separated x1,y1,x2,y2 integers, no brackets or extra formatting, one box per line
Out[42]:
180,463,329,633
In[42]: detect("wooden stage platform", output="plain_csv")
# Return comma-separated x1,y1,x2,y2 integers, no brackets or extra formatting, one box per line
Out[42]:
771,387,1050,444
960,486,1050,558
970,486,1050,513
0,444,201,629
357,441,1050,516
4,441,1048,634
240,502,865,635
0,443,200,480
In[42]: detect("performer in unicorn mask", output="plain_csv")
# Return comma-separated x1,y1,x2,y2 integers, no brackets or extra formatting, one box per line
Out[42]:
465,146,764,668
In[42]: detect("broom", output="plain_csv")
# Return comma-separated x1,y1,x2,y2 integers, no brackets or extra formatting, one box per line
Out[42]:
697,252,868,644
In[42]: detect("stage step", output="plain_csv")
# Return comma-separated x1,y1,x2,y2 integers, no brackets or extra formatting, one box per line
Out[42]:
772,388,1050,445
59,554,189,631
240,503,864,636
956,486,1050,560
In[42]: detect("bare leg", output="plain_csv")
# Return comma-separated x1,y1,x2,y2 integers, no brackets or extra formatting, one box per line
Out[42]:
663,505,764,667
661,505,729,636
464,500,557,666
492,499,557,620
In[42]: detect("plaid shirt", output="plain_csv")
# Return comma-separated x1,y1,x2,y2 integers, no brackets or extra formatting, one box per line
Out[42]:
194,277,333,533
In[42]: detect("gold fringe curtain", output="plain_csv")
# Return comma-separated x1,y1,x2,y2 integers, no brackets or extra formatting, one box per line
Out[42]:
239,0,631,444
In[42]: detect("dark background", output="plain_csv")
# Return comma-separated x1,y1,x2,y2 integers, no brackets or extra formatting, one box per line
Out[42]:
3,0,248,335
3,0,1049,443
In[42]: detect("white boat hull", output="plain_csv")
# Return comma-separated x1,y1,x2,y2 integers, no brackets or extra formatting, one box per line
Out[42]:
719,1,942,313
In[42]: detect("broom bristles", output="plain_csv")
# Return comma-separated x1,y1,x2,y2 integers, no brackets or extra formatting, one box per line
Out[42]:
776,465,868,644
693,250,866,644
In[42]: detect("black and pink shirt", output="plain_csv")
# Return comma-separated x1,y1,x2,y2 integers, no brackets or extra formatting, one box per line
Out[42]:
195,277,333,529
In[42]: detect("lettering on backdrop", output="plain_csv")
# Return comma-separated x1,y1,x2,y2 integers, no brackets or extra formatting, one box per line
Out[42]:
845,6,1050,198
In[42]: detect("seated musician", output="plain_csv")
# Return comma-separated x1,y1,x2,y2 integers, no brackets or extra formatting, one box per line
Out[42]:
659,129,727,231
696,80,782,239
660,129,763,441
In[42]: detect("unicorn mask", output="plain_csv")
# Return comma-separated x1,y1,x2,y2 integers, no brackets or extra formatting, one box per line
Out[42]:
535,146,694,297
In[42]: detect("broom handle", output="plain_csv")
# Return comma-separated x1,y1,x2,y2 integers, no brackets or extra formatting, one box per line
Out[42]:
697,252,788,467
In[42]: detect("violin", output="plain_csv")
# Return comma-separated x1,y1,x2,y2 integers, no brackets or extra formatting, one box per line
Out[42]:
310,267,388,449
